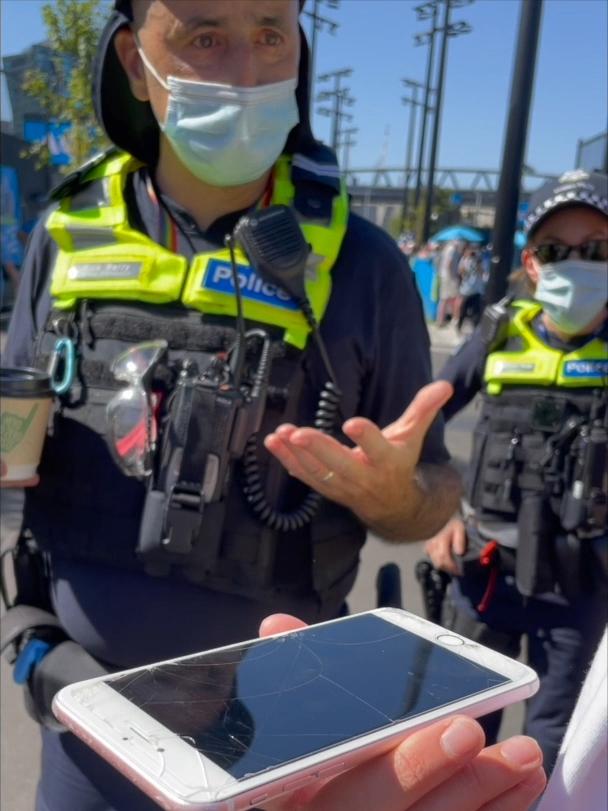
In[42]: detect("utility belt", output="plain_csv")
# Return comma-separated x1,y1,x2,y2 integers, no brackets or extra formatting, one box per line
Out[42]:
458,512,608,607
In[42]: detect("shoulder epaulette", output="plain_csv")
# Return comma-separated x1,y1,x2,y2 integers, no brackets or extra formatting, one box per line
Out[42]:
291,143,341,193
49,147,122,202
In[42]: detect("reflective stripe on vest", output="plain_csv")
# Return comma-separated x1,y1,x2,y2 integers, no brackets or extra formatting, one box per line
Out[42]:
483,301,608,394
46,153,349,349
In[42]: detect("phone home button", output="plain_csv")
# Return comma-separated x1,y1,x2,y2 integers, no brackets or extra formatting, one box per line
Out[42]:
437,634,465,647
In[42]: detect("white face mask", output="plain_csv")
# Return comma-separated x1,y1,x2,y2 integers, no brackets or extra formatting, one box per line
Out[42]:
138,47,299,187
534,259,608,335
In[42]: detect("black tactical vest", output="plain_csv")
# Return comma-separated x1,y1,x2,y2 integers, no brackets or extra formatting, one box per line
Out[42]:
24,301,365,609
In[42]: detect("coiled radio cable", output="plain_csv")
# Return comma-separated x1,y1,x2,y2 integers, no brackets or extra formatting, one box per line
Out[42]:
241,304,342,531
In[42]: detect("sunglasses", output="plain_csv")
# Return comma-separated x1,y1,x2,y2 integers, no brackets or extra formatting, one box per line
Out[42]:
106,340,168,478
531,239,608,264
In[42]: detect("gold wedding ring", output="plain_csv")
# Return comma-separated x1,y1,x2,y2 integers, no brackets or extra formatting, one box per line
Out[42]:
320,470,335,483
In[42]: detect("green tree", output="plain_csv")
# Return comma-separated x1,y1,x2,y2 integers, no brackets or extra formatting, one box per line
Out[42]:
22,0,110,172
388,188,456,242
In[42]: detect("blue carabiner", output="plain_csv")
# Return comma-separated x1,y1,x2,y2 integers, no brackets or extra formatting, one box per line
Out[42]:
49,337,76,395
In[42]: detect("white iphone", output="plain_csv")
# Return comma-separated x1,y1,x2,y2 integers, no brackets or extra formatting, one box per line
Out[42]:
52,608,539,811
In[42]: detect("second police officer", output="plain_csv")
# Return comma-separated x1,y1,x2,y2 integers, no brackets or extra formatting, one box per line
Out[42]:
425,169,608,775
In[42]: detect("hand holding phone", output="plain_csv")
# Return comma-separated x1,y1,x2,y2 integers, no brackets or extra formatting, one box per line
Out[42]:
259,614,547,811
53,608,544,811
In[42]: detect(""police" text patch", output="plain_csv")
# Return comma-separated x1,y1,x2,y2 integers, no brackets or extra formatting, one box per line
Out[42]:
202,259,299,311
563,360,608,378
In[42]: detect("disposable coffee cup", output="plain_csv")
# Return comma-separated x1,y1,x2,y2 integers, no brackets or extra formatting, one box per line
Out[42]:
1,368,53,487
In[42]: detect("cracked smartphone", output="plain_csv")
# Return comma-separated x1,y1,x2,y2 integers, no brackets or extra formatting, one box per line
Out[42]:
52,608,539,811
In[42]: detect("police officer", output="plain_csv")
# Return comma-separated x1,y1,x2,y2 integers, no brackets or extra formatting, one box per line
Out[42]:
425,169,608,775
2,2,462,809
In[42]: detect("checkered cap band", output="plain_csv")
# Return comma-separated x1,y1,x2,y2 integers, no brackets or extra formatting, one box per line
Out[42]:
113,0,307,13
524,170,608,235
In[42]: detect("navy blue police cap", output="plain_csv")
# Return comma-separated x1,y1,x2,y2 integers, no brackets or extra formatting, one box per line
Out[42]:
114,0,306,13
525,170,608,237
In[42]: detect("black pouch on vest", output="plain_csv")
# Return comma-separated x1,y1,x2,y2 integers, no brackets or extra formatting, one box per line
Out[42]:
137,373,242,567
2,533,53,614
552,533,585,601
516,492,556,595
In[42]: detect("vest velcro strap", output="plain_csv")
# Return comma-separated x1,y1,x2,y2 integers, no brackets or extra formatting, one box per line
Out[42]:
87,310,236,352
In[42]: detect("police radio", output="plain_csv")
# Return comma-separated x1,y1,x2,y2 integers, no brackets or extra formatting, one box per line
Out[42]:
560,392,608,535
479,294,514,352
128,206,342,569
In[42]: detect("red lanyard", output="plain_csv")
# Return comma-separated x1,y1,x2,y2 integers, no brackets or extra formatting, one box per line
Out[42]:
145,169,275,251
145,175,179,252
260,169,275,209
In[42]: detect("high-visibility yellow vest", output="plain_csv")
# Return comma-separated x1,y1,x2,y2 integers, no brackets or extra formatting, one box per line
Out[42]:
484,301,608,395
46,151,349,348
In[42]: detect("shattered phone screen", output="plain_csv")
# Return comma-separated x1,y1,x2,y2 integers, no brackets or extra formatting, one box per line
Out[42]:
108,614,509,779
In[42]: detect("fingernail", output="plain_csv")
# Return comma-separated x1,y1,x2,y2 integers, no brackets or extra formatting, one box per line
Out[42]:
440,718,482,758
500,736,542,768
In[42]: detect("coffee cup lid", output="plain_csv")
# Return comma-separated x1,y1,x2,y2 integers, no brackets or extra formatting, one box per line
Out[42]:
0,368,53,398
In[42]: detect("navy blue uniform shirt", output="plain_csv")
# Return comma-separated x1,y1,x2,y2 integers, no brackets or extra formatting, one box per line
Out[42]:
4,165,450,668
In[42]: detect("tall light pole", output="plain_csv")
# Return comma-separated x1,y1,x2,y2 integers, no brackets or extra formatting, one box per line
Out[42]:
485,0,544,304
303,0,340,103
317,68,354,151
337,127,358,173
421,0,473,244
317,92,354,151
412,2,439,213
400,80,427,234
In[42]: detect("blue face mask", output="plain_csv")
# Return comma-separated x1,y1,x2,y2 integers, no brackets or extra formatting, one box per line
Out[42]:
534,259,608,335
138,47,299,187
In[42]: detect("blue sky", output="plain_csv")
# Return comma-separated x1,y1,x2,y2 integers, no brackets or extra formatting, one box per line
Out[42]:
1,0,606,177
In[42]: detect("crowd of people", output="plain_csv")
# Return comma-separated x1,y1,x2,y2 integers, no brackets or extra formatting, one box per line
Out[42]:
402,238,491,334
1,1,606,810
